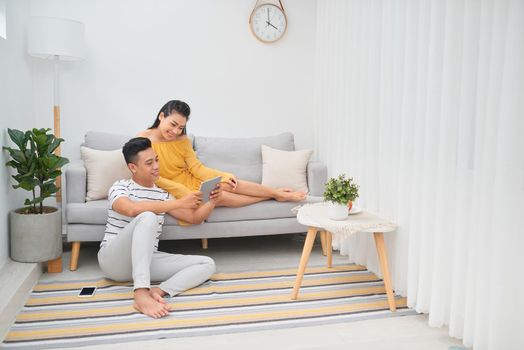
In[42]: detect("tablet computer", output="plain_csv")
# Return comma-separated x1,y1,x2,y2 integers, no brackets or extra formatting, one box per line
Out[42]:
199,176,222,203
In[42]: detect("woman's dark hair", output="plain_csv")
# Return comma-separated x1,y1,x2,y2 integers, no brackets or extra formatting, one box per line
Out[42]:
123,137,152,164
149,100,191,134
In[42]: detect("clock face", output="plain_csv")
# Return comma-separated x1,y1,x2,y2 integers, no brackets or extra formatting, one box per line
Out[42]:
250,4,287,43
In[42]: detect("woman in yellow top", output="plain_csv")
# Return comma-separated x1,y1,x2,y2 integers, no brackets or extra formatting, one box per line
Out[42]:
137,100,307,208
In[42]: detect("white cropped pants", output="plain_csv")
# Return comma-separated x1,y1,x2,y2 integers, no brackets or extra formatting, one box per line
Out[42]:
98,211,216,297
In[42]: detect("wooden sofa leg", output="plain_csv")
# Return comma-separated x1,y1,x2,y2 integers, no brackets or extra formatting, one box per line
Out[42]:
201,239,208,250
70,242,81,271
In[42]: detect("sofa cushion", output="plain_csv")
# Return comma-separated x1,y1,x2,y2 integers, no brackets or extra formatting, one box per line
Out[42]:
261,145,313,193
67,200,297,225
83,131,133,151
67,196,323,226
194,133,295,183
81,147,132,201
205,200,296,223
205,196,324,223
68,200,181,226
67,200,110,224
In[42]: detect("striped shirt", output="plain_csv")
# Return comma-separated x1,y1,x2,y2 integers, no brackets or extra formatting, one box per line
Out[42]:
101,179,171,251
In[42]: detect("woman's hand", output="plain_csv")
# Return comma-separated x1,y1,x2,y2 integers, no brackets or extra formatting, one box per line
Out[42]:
227,176,238,191
178,192,203,209
209,185,222,205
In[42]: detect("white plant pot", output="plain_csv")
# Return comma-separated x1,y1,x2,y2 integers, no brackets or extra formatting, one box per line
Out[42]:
327,202,349,220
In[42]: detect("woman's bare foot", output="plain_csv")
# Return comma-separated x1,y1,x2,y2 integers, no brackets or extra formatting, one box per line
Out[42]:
279,188,294,192
133,289,169,318
275,189,307,202
150,287,170,311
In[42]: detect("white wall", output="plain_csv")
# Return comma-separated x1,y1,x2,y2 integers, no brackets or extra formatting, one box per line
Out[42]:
0,0,35,269
30,0,317,161
0,0,316,268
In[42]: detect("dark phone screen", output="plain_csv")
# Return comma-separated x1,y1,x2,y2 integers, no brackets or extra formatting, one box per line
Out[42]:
79,287,96,296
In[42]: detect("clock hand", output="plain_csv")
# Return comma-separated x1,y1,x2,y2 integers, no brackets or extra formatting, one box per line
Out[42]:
268,22,279,30
267,8,270,26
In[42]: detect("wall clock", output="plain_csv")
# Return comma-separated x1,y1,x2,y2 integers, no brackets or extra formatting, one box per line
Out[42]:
249,0,287,43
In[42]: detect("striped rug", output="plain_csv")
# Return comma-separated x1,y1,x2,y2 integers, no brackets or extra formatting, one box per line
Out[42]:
3,264,416,349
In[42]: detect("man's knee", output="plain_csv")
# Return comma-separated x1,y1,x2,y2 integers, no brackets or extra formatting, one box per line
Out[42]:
136,211,157,223
137,211,157,220
133,212,159,241
201,256,216,275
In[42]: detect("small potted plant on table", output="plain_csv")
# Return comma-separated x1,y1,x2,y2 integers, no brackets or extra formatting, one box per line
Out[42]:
3,128,69,263
323,174,359,220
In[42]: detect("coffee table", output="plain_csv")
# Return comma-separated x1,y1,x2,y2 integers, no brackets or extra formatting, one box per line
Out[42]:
291,202,398,312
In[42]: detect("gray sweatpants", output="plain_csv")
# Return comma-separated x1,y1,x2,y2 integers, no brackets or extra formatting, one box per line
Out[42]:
98,211,216,297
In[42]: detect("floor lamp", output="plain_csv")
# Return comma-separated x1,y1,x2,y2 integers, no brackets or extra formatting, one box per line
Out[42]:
27,17,85,273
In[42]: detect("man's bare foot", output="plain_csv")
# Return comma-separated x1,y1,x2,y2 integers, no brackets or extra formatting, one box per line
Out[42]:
275,189,307,202
150,287,170,311
133,289,169,318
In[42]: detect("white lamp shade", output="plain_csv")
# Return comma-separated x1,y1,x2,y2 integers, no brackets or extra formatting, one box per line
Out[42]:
27,17,85,61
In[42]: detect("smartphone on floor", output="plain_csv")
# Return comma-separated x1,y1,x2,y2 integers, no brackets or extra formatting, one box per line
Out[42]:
78,286,97,297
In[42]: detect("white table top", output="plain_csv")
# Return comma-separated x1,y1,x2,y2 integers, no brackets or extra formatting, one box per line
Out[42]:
296,202,397,237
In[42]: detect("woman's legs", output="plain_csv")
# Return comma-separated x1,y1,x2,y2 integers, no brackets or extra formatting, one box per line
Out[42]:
157,176,306,208
230,180,307,202
215,190,269,207
213,180,306,208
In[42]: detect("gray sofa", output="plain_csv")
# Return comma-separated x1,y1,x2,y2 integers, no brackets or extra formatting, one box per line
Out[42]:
64,131,327,271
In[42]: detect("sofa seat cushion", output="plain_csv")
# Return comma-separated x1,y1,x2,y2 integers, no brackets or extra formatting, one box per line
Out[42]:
68,200,301,225
67,200,110,225
205,196,323,223
67,196,322,225
204,201,294,223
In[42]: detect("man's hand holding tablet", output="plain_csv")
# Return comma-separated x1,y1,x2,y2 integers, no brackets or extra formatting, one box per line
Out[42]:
199,176,222,204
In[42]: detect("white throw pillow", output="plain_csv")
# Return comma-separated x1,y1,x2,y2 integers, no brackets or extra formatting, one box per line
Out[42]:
261,145,313,193
80,146,132,201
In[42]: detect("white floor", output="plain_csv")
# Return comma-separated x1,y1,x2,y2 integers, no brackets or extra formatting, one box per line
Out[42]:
59,316,462,350
7,234,467,350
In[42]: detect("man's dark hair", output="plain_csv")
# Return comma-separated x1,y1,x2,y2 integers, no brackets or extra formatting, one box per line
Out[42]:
122,137,152,164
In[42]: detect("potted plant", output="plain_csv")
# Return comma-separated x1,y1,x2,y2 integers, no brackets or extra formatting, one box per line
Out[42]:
323,174,360,220
3,128,69,262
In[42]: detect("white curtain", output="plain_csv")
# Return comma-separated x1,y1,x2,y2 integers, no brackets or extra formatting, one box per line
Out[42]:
0,0,6,39
313,0,524,348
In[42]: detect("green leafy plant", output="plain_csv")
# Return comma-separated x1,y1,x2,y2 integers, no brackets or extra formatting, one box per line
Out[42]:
3,128,69,214
323,174,360,205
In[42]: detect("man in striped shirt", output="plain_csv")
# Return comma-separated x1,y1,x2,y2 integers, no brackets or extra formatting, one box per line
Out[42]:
98,137,219,319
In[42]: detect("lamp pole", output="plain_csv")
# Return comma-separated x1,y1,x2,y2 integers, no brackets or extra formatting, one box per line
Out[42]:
53,55,62,202
27,17,85,273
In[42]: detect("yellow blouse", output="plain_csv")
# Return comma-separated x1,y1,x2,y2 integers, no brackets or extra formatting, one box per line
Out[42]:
153,138,234,199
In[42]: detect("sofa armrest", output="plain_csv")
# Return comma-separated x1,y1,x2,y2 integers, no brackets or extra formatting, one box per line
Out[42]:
306,161,327,197
64,160,87,204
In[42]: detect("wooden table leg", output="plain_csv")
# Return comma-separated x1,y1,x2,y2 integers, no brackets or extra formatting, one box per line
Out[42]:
291,227,318,300
319,231,327,256
47,256,62,273
326,231,333,268
373,232,396,312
